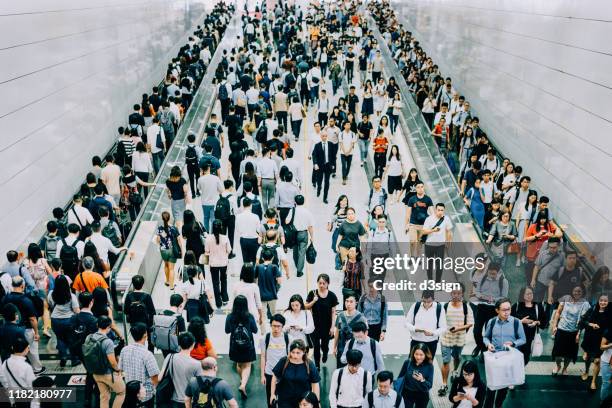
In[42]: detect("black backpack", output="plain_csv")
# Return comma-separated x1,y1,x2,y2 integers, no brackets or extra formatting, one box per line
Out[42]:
214,194,232,222
336,367,368,399
102,223,121,247
258,244,280,266
230,322,252,353
256,124,268,144
300,74,309,91
127,292,149,325
346,337,378,371
218,82,229,100
193,377,222,408
186,145,199,168
59,239,79,276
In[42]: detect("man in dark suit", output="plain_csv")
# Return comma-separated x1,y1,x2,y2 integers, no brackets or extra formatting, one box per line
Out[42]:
312,132,335,203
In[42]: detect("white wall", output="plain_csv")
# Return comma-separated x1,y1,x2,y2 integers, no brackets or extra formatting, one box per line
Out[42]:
393,0,612,242
0,0,210,255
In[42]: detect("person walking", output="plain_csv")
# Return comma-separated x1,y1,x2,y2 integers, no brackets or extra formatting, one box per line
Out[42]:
261,314,290,408
270,339,320,408
225,295,258,399
306,274,339,369
156,211,182,289
286,195,314,278
448,361,486,408
47,275,80,367
405,290,447,357
396,343,434,408
158,332,203,408
330,349,373,408
184,357,239,408
204,220,232,308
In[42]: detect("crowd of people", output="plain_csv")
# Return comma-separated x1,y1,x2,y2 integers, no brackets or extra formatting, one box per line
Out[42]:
0,0,610,408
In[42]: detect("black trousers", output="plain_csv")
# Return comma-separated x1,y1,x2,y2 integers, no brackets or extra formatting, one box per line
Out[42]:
368,323,382,341
474,303,497,352
424,244,445,281
402,390,429,408
186,165,199,198
276,111,288,132
210,266,229,307
484,388,509,408
240,237,259,263
374,152,386,179
311,329,332,368
265,373,274,408
278,207,291,228
135,172,149,197
341,154,353,180
222,216,235,253
220,98,231,124
318,112,328,125
316,168,332,200
372,71,382,84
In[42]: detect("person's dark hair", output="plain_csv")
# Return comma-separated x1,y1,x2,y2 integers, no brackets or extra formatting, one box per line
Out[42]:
242,197,252,207
422,290,435,300
377,370,394,384
51,275,72,305
495,297,511,310
178,331,196,350
351,321,368,333
170,293,184,308
27,243,43,263
53,207,65,220
270,313,286,326
130,322,148,342
78,291,93,309
131,275,145,290
123,380,143,408
317,273,330,284
91,287,110,317
286,294,305,311
455,360,483,388
299,392,320,408
11,337,29,354
295,194,305,205
1,303,18,322
97,315,112,329
240,263,255,283
170,165,182,179
6,250,18,263
346,349,363,366
488,262,501,272
188,316,208,345
212,219,223,245
410,342,433,364
230,295,251,324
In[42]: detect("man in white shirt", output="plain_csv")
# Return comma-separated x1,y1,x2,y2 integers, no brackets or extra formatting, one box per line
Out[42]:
257,148,279,212
0,336,35,398
279,148,303,189
285,195,314,278
147,117,166,174
88,221,126,264
100,155,122,204
323,118,340,177
68,195,94,229
246,86,260,121
405,290,447,357
362,371,405,408
329,349,373,408
236,197,262,264
422,203,453,282
339,121,357,185
317,89,330,125
197,163,224,232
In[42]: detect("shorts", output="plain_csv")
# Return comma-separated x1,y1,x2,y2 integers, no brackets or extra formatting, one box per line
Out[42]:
441,345,463,364
407,223,423,242
160,249,177,263
171,199,186,222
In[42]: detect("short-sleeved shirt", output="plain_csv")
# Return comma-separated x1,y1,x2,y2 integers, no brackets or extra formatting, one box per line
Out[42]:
406,194,433,225
166,178,187,200
1,293,36,328
306,290,339,333
423,215,453,245
535,249,564,286
119,343,160,401
441,302,475,347
161,353,202,402
272,358,320,402
90,332,116,374
72,271,109,293
157,225,179,250
260,334,289,375
47,292,78,319
190,338,215,361
185,376,234,406
338,221,366,249
256,264,281,301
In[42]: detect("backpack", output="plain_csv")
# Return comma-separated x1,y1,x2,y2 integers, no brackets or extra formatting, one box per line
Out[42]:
151,314,180,352
347,337,378,371
258,244,280,266
43,235,60,261
214,194,232,222
230,322,252,353
102,222,121,247
443,301,469,327
368,188,388,210
412,302,442,329
69,313,92,352
264,332,290,357
339,313,357,345
256,124,268,144
127,292,149,325
193,377,222,408
59,239,79,276
300,74,309,91
218,83,229,100
251,197,263,220
367,390,402,408
82,334,111,375
186,145,199,168
156,129,164,150
336,367,368,399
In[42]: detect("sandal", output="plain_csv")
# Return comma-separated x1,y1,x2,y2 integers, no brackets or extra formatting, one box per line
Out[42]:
581,372,589,381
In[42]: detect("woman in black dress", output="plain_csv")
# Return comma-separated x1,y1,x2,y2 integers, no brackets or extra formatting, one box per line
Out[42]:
182,210,206,272
225,295,258,399
581,294,611,391
270,339,320,408
305,274,339,369
511,286,547,365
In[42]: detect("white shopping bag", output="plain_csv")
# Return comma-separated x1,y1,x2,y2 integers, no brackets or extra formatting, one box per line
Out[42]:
484,347,525,390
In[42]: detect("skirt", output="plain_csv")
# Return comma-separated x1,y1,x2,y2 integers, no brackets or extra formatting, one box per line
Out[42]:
171,199,186,221
552,329,579,362
388,175,403,194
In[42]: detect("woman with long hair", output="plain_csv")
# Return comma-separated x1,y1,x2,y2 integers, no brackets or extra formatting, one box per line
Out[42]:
448,361,485,408
283,295,315,346
131,142,153,197
241,162,260,196
205,220,232,308
336,207,367,264
385,145,404,203
397,343,434,408
91,287,124,341
580,294,611,391
401,168,420,204
182,209,206,271
225,295,258,399
156,210,182,288
47,275,79,366
511,286,547,365
299,391,320,408
179,262,213,322
305,274,339,369
188,316,218,360
83,241,110,279
232,263,264,326
591,266,612,304
328,195,349,264
121,380,145,408
166,166,191,229
270,339,320,408
24,243,52,336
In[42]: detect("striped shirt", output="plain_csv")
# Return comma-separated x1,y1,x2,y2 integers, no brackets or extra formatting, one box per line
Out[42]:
118,136,135,157
440,302,474,347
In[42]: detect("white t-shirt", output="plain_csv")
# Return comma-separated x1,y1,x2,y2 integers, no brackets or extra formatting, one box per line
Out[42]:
339,131,356,153
423,214,453,245
387,157,402,176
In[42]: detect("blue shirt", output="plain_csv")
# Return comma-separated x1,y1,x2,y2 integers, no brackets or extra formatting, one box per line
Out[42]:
256,263,281,302
1,262,36,293
199,154,221,175
483,316,526,351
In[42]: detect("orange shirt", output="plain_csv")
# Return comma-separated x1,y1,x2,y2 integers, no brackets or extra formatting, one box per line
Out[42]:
525,223,556,261
190,338,215,360
72,270,109,293
373,136,388,153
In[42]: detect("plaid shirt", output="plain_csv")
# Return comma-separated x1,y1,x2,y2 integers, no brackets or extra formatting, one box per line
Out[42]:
119,343,160,401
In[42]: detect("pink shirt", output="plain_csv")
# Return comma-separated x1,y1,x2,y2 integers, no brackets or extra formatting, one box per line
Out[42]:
204,234,232,267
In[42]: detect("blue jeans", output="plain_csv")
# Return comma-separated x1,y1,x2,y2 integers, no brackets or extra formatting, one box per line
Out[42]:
51,317,76,362
358,139,369,162
152,151,165,174
602,362,611,400
202,205,215,232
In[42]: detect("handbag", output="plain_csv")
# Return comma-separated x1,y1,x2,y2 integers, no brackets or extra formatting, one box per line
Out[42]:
306,243,317,264
484,347,525,390
198,281,214,324
129,188,143,206
200,254,210,265
304,312,314,348
283,208,298,248
170,228,182,259
156,354,175,405
531,306,544,357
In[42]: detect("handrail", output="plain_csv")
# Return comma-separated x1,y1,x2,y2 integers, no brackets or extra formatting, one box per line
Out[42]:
110,11,241,309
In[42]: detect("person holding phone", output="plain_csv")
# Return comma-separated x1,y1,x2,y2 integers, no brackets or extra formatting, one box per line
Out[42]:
448,361,485,408
396,343,434,408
